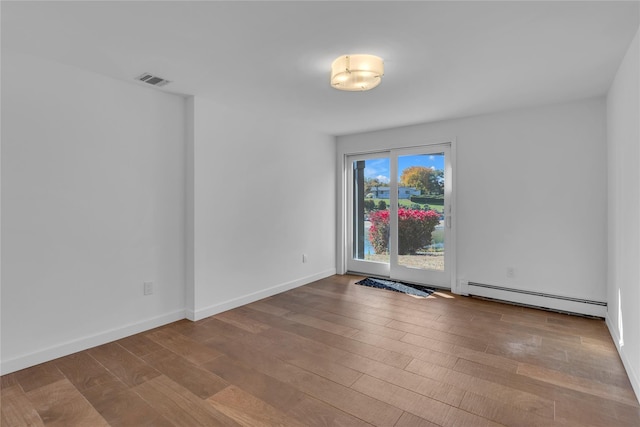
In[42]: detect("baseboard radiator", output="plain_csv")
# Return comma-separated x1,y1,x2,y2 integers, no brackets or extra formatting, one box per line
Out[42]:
467,281,607,318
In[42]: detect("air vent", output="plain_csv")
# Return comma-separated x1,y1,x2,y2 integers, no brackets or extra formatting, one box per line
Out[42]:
135,73,171,87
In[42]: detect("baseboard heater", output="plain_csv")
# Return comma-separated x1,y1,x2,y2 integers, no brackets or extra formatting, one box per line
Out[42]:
467,281,607,318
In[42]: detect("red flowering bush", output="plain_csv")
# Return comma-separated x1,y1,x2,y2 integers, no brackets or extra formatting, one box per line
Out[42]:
368,209,390,254
369,208,441,255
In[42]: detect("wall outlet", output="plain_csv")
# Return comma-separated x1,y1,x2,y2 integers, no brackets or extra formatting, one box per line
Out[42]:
143,281,154,295
507,267,515,278
302,254,308,263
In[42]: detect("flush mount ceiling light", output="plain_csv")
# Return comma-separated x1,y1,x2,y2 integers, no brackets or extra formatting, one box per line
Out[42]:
331,54,384,91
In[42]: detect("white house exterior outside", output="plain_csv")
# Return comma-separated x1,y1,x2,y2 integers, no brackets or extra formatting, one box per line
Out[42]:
368,186,421,199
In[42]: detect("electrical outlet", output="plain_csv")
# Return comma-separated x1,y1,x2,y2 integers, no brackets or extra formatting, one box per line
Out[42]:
507,267,515,278
302,254,308,263
143,281,154,295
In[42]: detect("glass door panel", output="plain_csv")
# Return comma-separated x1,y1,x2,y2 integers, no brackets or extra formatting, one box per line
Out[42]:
347,144,452,288
347,154,391,277
396,153,445,271
390,145,451,287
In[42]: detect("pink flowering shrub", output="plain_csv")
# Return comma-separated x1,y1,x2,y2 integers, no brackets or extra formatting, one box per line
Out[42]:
369,208,441,255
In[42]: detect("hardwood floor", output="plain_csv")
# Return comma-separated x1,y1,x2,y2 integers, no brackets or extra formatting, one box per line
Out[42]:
2,274,639,426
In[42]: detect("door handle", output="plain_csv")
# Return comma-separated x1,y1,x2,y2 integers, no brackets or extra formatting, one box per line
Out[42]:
446,216,452,228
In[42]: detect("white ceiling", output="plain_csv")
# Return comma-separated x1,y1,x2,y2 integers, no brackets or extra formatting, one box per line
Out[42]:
2,1,638,135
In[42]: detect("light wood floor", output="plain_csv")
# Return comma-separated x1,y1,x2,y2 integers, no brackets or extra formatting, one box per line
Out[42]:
2,274,639,426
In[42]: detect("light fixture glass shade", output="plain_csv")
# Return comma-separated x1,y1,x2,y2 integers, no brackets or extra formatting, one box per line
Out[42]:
331,54,384,91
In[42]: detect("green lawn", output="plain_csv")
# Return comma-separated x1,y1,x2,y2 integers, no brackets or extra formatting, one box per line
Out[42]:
369,198,444,214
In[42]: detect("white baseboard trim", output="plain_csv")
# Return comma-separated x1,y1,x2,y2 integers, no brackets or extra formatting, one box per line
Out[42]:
606,314,640,404
1,269,337,374
188,268,336,322
0,309,185,375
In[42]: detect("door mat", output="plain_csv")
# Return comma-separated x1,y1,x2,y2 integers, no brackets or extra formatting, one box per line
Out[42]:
355,277,435,298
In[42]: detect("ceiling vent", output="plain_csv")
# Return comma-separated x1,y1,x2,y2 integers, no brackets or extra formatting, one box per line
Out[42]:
135,73,171,87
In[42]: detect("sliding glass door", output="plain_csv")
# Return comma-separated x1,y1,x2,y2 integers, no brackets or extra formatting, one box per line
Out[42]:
348,153,391,278
347,144,452,288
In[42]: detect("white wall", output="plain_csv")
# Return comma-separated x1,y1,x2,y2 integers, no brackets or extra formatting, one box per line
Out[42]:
1,51,186,373
0,51,336,373
186,96,336,320
606,29,640,401
337,98,607,314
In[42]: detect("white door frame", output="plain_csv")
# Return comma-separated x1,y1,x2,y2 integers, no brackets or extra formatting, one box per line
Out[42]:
338,139,458,293
345,151,391,278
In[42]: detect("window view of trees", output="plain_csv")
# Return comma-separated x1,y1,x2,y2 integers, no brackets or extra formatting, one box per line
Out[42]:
354,154,446,271
364,177,386,196
400,166,444,196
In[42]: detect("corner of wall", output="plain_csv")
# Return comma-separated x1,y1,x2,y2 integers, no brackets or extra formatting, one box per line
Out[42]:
1,310,185,375
185,96,196,317
191,268,336,321
606,314,640,404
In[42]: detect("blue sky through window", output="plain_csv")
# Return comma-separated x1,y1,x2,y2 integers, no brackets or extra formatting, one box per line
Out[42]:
364,154,444,184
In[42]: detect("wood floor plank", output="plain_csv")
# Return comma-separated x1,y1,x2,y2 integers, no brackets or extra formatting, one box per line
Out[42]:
141,348,229,399
431,311,540,342
88,342,160,387
132,375,241,426
351,374,454,426
283,311,361,337
387,319,488,351
554,395,640,427
1,386,44,427
272,291,395,326
214,309,272,333
486,335,567,364
285,396,372,427
441,406,506,427
292,285,444,326
457,391,553,427
405,358,555,419
289,284,427,317
169,315,258,344
207,385,306,427
84,387,174,427
451,345,521,373
352,330,459,369
202,328,404,426
402,330,488,353
541,338,631,388
394,411,441,427
2,274,638,427
79,378,129,411
1,372,19,389
13,361,65,392
25,379,109,427
199,315,364,388
241,304,414,369
53,352,116,391
268,293,408,338
581,334,620,349
517,362,640,407
262,339,364,387
115,333,165,358
201,354,308,414
202,354,371,427
261,326,464,406
146,328,222,365
454,358,640,426
244,300,292,316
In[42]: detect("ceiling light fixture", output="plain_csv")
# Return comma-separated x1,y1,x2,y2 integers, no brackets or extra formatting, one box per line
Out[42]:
331,54,384,91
